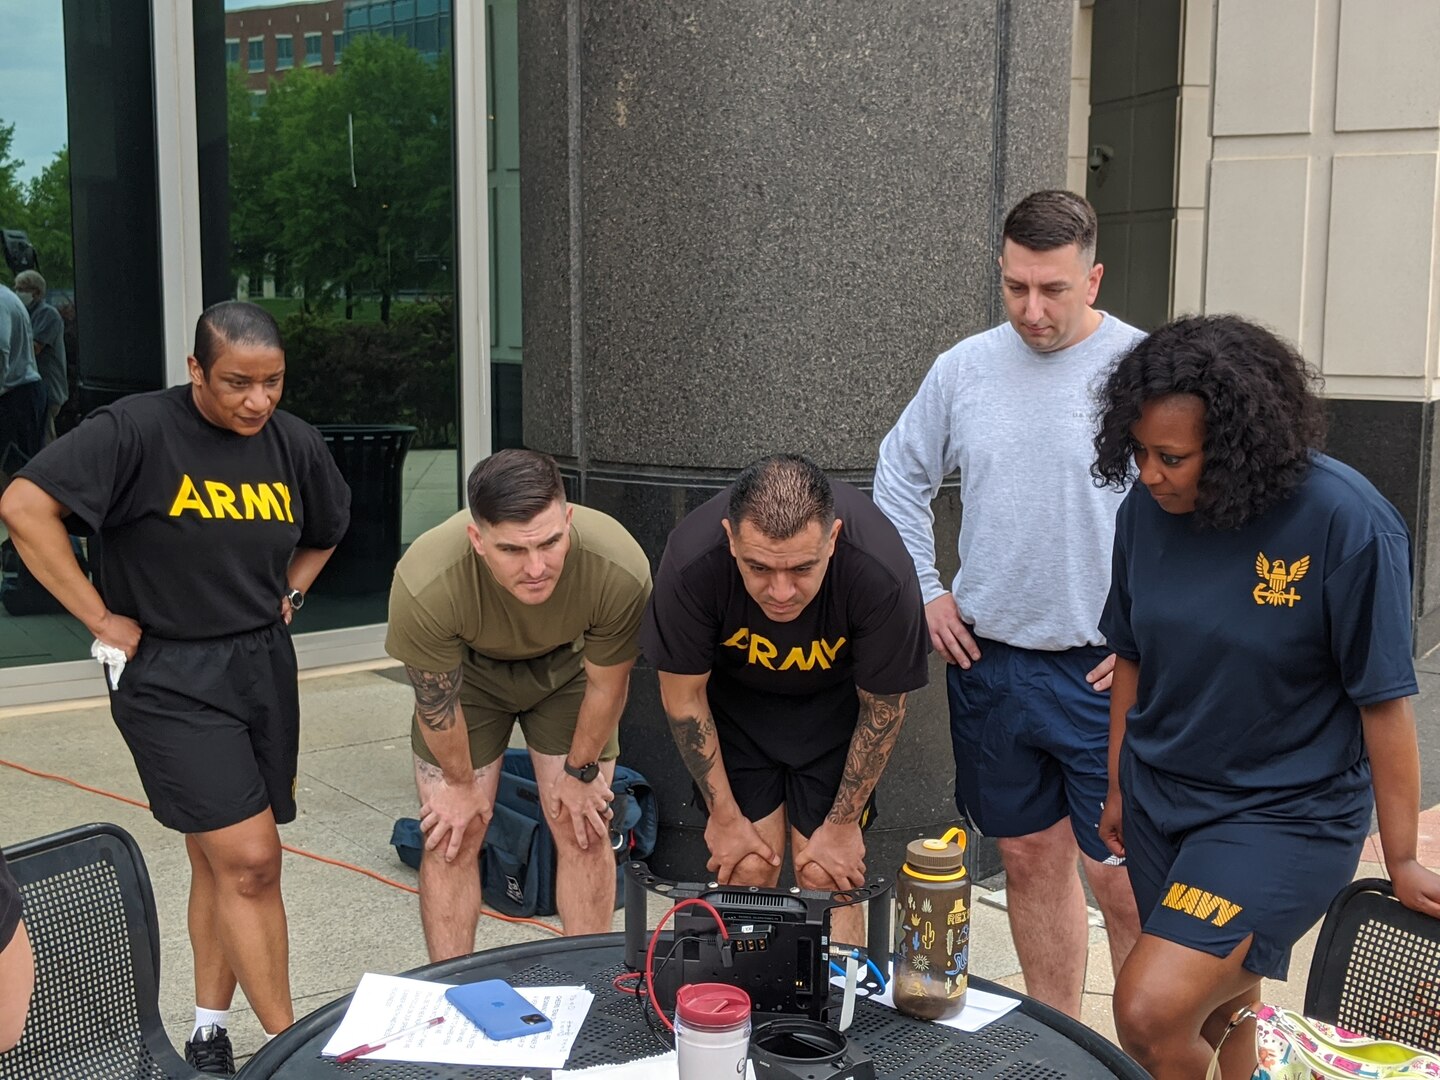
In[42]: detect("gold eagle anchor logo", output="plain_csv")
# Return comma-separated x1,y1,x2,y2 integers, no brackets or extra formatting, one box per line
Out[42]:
1253,552,1309,607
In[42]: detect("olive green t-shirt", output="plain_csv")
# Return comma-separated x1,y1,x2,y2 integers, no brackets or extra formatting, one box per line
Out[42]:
385,505,652,685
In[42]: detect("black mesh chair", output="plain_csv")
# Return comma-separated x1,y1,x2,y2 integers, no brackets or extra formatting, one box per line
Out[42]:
0,822,201,1078
1304,877,1440,1052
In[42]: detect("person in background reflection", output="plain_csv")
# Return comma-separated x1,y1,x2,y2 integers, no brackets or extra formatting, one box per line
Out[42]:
14,271,66,446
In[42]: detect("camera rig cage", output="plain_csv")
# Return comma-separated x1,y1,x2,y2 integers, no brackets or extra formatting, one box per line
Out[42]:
622,861,893,1020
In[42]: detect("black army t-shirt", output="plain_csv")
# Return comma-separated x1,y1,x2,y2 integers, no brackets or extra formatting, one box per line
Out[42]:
642,482,929,761
1100,453,1417,795
19,385,350,639
0,849,20,952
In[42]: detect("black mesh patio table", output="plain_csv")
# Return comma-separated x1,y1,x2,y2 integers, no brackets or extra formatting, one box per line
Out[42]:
238,933,1146,1079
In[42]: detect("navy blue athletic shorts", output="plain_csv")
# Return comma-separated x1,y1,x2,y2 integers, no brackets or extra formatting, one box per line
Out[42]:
108,622,301,834
1121,745,1370,979
947,637,1116,864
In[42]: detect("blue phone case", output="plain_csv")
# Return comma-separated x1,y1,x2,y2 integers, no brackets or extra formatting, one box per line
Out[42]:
445,980,554,1040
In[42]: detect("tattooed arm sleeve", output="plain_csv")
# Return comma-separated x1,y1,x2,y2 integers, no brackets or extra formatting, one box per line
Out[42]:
828,690,908,825
405,664,475,778
656,670,738,814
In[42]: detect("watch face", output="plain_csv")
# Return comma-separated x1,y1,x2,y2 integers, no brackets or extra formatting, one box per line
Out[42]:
568,761,599,783
287,589,305,610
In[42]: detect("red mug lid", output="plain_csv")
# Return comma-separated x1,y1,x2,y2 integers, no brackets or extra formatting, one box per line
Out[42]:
675,983,752,1030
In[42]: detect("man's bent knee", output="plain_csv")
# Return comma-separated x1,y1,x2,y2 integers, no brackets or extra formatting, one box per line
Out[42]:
420,816,488,869
997,824,1079,885
730,853,782,886
796,861,838,893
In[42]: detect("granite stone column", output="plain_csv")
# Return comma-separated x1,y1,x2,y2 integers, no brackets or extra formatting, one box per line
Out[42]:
520,1,1075,883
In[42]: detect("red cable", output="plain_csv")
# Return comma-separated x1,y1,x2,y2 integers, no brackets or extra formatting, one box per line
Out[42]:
644,898,729,1031
0,755,566,937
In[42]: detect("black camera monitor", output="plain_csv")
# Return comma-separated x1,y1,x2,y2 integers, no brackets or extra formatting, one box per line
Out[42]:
622,862,892,1020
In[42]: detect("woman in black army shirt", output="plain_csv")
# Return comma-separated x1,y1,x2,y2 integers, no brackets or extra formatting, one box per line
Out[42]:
0,301,349,1073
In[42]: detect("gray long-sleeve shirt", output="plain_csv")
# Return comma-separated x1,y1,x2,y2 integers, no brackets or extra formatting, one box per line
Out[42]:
874,314,1145,651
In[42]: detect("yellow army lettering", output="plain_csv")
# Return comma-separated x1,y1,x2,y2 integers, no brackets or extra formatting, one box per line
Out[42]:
1160,882,1243,927
167,474,294,522
721,627,848,671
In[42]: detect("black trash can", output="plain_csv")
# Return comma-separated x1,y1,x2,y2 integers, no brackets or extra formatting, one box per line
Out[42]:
314,424,416,595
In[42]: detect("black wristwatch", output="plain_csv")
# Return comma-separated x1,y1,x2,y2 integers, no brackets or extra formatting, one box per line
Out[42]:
563,759,600,783
284,587,305,611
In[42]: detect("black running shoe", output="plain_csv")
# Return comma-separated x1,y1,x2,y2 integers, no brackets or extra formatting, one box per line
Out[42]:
184,1024,235,1075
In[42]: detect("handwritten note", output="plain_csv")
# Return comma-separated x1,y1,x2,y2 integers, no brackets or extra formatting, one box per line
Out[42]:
321,973,594,1069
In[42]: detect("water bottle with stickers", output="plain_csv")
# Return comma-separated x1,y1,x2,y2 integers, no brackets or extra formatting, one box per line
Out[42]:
893,826,970,1020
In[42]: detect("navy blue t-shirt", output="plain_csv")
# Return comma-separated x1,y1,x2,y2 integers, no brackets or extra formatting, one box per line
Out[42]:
1099,454,1416,793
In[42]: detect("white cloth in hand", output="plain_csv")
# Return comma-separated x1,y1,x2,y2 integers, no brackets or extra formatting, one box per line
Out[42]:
91,640,127,690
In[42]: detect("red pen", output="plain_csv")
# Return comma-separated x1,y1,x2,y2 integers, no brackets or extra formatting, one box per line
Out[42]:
335,1015,446,1063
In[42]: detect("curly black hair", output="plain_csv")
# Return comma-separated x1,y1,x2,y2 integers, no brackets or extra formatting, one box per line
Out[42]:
1091,314,1326,530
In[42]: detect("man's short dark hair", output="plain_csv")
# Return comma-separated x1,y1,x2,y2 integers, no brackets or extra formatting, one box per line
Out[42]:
1002,190,1098,261
193,300,284,375
726,454,835,540
467,448,566,526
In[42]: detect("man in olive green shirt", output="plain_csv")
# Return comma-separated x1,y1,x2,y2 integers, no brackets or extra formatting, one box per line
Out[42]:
387,449,651,959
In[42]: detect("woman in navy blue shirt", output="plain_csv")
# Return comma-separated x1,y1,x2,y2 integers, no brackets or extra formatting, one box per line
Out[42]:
1091,314,1440,1079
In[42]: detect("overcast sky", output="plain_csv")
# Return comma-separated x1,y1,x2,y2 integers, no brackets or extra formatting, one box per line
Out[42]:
0,0,335,183
0,1,67,183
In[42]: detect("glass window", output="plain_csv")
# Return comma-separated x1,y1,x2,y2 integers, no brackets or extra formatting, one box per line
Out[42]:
395,1,416,21
275,35,293,70
346,7,369,31
369,2,393,30
333,31,345,64
225,39,240,66
413,18,438,56
305,32,322,66
418,0,438,15
208,1,462,629
248,38,264,72
0,5,101,668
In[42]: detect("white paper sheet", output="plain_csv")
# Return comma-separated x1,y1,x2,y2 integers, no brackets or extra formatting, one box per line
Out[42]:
829,976,1021,1032
553,1050,757,1079
320,972,594,1069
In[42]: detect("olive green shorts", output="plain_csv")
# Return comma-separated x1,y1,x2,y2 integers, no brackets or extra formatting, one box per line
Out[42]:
409,646,621,769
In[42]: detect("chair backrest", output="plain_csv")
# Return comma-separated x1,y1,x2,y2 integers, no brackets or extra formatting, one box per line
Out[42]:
0,822,198,1079
1305,877,1440,1052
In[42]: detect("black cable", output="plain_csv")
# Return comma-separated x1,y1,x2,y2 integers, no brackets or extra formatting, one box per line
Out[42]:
635,931,706,1052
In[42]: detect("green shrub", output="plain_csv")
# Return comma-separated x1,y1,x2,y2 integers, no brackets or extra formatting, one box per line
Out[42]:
279,301,457,449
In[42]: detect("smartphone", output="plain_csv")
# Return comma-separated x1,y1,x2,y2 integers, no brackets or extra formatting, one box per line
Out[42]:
445,980,553,1040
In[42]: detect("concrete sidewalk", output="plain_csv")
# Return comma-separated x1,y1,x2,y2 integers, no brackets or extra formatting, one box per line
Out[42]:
1,661,1436,1065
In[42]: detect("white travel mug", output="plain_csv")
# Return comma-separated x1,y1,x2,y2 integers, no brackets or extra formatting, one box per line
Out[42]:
675,983,751,1079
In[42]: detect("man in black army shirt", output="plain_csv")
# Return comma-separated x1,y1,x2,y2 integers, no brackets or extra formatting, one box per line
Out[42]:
641,454,929,945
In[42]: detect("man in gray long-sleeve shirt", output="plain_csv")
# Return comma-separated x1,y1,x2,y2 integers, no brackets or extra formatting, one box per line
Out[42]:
873,191,1142,1019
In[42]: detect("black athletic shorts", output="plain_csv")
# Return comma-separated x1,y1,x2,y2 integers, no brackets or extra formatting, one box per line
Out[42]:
696,719,877,839
109,622,300,834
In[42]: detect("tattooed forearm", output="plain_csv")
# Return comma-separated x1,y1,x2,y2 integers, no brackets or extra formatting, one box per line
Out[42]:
407,664,462,732
829,690,908,825
668,711,721,807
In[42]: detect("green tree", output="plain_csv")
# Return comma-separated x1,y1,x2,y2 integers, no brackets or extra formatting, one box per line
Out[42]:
226,35,454,321
0,121,29,283
227,65,283,298
24,148,74,288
